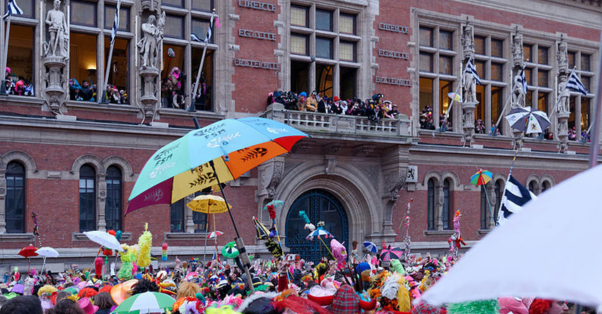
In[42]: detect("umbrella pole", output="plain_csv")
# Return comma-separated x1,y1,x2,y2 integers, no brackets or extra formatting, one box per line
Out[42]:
204,214,209,262
208,160,254,293
318,236,334,259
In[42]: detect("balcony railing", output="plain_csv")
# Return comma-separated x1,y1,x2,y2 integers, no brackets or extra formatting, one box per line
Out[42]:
262,103,411,138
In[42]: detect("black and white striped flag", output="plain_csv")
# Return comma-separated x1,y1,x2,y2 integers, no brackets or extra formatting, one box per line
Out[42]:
109,0,121,44
465,59,482,85
567,71,588,96
191,33,202,42
3,0,23,20
518,67,528,93
193,17,214,43
497,175,537,226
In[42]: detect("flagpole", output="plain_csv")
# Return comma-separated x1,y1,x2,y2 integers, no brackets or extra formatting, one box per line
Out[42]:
1,16,11,95
100,2,120,104
189,10,216,112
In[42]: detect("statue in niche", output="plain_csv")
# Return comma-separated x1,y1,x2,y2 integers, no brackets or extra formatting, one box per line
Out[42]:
463,64,477,104
557,37,568,73
557,75,570,114
45,0,69,58
461,24,474,59
512,72,526,106
138,13,165,68
512,33,523,67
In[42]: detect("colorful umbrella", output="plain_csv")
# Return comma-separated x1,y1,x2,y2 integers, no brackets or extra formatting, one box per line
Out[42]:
379,246,403,261
18,245,38,258
505,106,551,134
306,229,332,240
363,241,378,253
126,117,308,214
447,92,462,103
187,195,231,214
83,231,124,252
470,169,493,186
206,231,223,239
112,291,175,314
222,242,239,259
262,200,284,210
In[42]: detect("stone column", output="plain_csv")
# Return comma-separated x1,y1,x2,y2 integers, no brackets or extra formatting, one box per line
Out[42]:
42,0,69,115
0,169,6,234
461,23,477,146
511,30,526,148
556,36,570,153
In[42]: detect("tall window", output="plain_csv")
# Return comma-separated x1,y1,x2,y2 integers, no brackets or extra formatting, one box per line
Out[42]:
170,199,185,232
79,165,96,232
5,25,35,97
427,179,435,230
418,27,456,130
523,41,553,137
566,51,595,140
442,179,451,229
105,166,122,231
193,212,207,233
494,180,503,224
289,5,359,98
6,162,25,233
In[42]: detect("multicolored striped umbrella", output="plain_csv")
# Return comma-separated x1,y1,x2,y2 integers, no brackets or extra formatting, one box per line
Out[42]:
112,291,175,314
470,169,493,186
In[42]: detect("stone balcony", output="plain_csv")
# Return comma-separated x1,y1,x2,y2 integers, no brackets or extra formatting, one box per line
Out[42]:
262,103,412,144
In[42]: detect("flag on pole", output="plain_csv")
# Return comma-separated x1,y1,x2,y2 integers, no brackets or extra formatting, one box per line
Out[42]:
194,17,214,43
109,0,121,44
465,59,482,85
567,71,588,96
3,0,23,20
517,67,528,93
191,33,202,43
497,175,537,226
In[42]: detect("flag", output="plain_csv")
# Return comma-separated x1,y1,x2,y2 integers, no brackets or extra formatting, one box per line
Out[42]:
109,0,121,44
465,59,482,85
567,71,588,96
517,67,528,93
191,33,202,42
3,0,23,20
196,17,214,43
497,175,537,225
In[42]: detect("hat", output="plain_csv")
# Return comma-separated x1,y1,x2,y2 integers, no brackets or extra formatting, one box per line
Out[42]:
10,284,24,294
77,297,99,314
329,284,359,314
499,297,528,314
300,92,307,97
110,279,137,305
78,287,98,298
384,100,392,104
334,96,340,102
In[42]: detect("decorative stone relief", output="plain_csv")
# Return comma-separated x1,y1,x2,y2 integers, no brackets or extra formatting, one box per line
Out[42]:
556,36,570,153
510,29,526,148
258,157,285,198
461,22,477,146
353,145,375,157
325,158,337,175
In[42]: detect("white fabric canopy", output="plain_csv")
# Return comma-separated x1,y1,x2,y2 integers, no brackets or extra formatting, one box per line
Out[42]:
420,164,602,308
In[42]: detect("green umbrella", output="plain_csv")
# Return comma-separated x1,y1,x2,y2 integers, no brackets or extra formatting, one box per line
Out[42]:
112,291,175,314
222,241,239,259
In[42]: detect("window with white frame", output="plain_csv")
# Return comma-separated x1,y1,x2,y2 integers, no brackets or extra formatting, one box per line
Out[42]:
290,4,360,99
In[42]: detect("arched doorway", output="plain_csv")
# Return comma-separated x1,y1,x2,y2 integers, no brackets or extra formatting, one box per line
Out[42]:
285,189,349,263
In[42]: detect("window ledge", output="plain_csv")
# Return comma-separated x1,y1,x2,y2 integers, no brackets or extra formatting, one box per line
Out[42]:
0,233,36,242
164,232,209,241
477,229,492,235
418,130,463,138
157,108,225,120
0,95,45,105
66,101,140,113
424,230,454,236
72,232,132,242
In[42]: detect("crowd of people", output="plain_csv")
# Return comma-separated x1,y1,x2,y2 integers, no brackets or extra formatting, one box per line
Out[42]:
268,91,400,123
3,67,34,96
68,79,128,105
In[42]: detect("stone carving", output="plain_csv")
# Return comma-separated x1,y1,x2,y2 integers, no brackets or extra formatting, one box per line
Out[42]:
138,14,163,68
556,36,569,153
512,72,526,107
461,22,477,146
384,168,407,201
353,145,375,157
44,0,69,58
258,157,285,198
461,23,474,60
557,36,568,75
325,144,343,155
557,76,570,114
141,0,159,12
512,32,524,68
325,158,337,175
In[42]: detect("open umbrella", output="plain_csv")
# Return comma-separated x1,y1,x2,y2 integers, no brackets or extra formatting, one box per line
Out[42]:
222,242,239,259
363,241,378,253
420,164,602,308
112,291,175,314
19,245,38,271
306,229,331,240
187,195,231,213
126,117,307,214
505,106,551,134
83,231,123,252
36,247,59,273
471,169,495,226
379,246,403,262
206,231,223,239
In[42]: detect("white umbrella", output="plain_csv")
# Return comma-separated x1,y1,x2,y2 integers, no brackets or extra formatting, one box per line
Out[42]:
420,164,602,308
36,247,59,258
83,231,124,252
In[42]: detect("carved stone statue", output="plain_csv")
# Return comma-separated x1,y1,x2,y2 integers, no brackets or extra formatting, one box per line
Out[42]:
44,0,69,58
463,66,477,104
512,72,526,106
557,76,570,114
512,33,523,67
461,24,474,60
557,37,568,74
137,14,164,68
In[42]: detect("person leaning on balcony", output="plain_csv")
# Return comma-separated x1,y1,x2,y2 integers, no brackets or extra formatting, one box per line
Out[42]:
305,91,317,112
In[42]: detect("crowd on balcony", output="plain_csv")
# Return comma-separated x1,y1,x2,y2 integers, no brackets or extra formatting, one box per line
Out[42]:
3,67,34,96
268,90,400,123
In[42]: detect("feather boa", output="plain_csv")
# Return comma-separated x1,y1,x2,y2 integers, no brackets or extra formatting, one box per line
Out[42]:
381,273,402,300
137,223,152,268
448,300,500,314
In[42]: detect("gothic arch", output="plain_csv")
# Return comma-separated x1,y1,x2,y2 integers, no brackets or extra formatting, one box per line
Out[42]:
441,171,461,189
422,170,442,186
540,175,555,187
71,155,104,174
1,151,38,174
102,156,135,180
275,163,381,243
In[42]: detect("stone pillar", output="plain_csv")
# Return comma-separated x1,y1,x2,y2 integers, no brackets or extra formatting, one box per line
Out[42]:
137,5,165,122
461,23,477,145
97,173,107,232
557,36,570,153
511,30,526,148
0,169,6,234
42,0,69,115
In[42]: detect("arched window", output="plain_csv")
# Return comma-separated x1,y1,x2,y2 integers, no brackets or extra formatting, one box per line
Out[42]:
427,179,435,230
542,181,551,193
442,179,452,230
6,162,26,233
528,181,537,195
105,166,122,231
494,180,504,224
170,199,185,232
79,165,96,232
480,184,489,229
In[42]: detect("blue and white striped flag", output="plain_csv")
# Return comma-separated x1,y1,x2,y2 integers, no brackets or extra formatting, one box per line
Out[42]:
567,71,588,96
465,59,482,85
517,67,528,93
3,0,24,20
497,175,537,226
109,0,121,44
191,33,202,42
193,17,214,43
